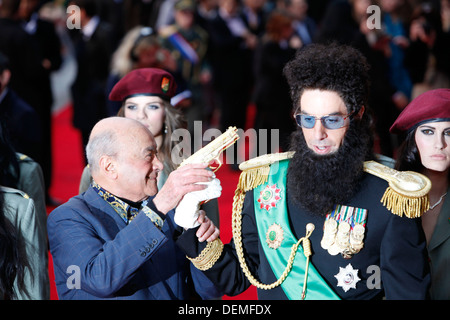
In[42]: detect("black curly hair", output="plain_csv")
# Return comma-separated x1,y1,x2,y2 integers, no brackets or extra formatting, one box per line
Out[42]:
283,43,377,215
283,42,371,116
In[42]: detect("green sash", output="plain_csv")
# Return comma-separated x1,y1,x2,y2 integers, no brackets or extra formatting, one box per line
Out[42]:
253,159,340,300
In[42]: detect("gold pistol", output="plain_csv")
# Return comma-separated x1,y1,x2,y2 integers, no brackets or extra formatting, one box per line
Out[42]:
179,126,239,172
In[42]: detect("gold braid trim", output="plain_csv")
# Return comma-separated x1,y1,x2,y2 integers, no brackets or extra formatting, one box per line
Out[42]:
232,152,314,293
187,239,224,271
363,161,431,218
237,166,270,192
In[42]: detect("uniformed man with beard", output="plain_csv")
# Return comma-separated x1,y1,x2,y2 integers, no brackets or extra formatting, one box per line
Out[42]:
176,43,431,299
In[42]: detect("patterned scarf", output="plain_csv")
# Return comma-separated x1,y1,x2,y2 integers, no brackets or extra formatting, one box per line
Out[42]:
92,181,164,229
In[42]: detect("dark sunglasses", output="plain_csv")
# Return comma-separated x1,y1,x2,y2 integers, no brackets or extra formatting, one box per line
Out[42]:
295,111,357,130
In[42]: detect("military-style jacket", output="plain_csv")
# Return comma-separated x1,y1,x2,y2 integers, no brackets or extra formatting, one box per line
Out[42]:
2,186,48,299
178,155,431,299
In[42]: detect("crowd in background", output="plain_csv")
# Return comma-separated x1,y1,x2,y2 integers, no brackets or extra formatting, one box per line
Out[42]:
0,0,450,299
2,0,450,193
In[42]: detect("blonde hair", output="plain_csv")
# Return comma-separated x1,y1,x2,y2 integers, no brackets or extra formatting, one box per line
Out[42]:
110,26,160,77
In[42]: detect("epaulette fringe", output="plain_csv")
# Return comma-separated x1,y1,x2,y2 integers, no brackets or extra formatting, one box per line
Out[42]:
237,151,295,192
363,161,431,218
236,154,431,218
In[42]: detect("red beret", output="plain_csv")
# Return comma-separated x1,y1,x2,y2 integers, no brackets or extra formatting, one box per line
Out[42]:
390,89,450,134
109,68,177,102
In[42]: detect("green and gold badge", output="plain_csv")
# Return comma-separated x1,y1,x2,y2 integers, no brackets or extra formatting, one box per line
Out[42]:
266,223,284,250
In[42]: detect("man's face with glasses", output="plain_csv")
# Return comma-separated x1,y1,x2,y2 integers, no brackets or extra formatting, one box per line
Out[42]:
295,89,357,155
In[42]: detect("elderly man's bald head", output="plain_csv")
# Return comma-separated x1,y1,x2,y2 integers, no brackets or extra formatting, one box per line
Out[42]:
86,117,163,201
86,117,152,175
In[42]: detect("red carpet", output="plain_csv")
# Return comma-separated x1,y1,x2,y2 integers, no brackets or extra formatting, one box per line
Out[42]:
47,105,257,300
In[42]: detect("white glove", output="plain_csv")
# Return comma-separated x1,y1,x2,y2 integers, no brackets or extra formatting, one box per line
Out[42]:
174,178,222,229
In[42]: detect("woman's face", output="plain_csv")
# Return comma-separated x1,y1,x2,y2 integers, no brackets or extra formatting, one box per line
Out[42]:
123,95,166,137
415,121,450,173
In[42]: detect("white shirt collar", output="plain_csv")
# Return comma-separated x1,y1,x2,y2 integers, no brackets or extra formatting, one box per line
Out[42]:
82,15,100,40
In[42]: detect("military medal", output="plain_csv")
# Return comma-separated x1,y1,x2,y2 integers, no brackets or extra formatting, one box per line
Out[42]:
334,263,361,292
266,223,284,249
350,224,364,250
327,243,341,256
321,205,368,258
258,184,282,211
320,219,337,250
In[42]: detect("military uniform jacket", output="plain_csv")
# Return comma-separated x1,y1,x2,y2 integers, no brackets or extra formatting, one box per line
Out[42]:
178,161,431,299
428,186,450,300
47,186,219,300
2,186,48,299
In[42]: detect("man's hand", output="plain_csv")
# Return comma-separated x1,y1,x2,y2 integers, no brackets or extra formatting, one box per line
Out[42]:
195,211,220,243
153,163,214,214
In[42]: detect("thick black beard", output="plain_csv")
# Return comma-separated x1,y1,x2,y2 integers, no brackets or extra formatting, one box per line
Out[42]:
287,123,371,217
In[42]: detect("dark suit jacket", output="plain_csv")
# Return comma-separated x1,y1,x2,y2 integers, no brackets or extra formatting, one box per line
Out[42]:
70,20,115,133
24,15,62,113
0,18,47,113
427,187,450,300
204,11,254,130
0,88,42,164
47,187,220,300
252,39,297,150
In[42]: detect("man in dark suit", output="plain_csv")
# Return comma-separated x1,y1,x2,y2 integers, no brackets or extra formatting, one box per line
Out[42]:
205,0,256,133
69,0,116,159
176,43,431,300
0,52,42,169
0,0,54,199
240,0,267,38
48,116,221,299
18,0,62,203
285,0,316,46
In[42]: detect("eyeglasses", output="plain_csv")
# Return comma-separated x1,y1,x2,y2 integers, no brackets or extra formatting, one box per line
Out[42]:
294,111,357,130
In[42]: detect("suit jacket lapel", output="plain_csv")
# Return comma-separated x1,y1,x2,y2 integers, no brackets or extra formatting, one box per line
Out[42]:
428,186,450,251
83,186,128,228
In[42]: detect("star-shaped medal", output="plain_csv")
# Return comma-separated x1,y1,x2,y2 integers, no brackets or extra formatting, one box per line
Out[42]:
334,263,361,292
257,184,282,211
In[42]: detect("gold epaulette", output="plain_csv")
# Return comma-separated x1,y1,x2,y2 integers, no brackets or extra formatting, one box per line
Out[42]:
363,161,431,218
237,153,431,218
237,151,295,192
17,153,31,161
0,186,30,199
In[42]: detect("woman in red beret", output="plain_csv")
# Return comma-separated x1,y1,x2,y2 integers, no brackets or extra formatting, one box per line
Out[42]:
112,67,220,229
79,68,184,191
79,68,220,228
111,68,185,188
391,88,450,300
